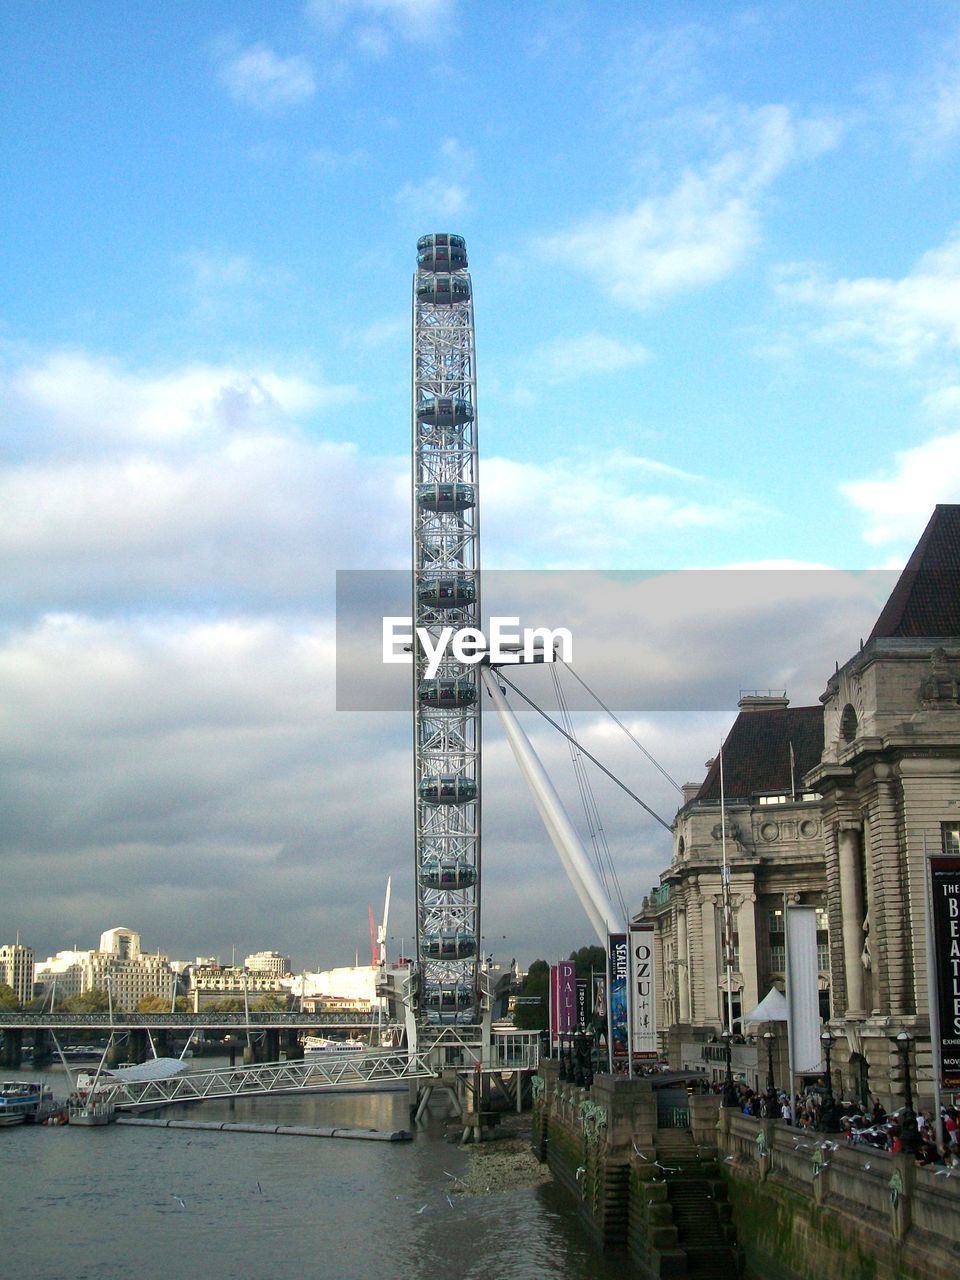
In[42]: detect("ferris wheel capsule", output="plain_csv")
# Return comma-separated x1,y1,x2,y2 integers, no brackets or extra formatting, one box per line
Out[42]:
416,482,476,513
418,678,477,709
416,396,474,427
419,860,478,890
417,233,467,271
416,274,471,305
421,931,478,961
418,775,478,805
416,577,476,609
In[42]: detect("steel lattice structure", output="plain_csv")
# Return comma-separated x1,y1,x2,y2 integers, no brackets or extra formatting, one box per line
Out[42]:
411,234,482,1025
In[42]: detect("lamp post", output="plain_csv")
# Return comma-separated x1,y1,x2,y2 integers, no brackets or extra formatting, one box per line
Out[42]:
819,1029,840,1132
721,1028,738,1108
762,1030,776,1096
893,1030,920,1155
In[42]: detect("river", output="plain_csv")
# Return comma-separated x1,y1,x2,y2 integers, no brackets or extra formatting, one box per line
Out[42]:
1,1063,642,1280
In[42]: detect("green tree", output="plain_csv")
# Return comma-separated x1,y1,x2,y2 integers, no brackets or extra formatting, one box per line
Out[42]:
136,995,172,1013
250,994,289,1012
513,958,549,1031
568,945,606,978
0,982,19,1011
60,988,111,1013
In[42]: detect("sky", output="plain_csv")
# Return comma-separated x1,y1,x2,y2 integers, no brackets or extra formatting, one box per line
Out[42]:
2,0,960,971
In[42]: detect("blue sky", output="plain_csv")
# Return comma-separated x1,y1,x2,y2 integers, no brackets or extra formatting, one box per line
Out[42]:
2,1,959,969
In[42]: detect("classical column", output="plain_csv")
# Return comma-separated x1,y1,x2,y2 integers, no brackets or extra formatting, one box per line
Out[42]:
838,823,866,1017
676,908,690,1022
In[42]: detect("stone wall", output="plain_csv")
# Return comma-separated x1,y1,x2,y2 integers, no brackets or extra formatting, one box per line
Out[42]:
718,1109,960,1280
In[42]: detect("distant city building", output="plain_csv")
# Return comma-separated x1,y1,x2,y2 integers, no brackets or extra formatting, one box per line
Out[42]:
188,963,288,1011
0,943,35,1005
286,966,378,1008
34,928,173,1010
244,950,290,978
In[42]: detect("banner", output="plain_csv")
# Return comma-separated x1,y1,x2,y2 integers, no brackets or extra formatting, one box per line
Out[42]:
785,905,821,1074
592,973,607,1045
608,934,628,1058
930,856,960,1089
550,961,576,1040
629,924,657,1058
575,978,590,1032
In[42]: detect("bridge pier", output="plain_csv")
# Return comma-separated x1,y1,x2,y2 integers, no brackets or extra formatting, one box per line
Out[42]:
265,1030,280,1062
32,1029,53,1068
282,1031,303,1061
0,1029,22,1068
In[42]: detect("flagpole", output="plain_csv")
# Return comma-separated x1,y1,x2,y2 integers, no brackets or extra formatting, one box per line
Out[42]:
720,737,734,1033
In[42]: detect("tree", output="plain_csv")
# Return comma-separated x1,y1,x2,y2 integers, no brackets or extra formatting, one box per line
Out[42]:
0,982,19,1011
568,945,606,978
513,959,549,1031
137,995,171,1013
60,988,111,1013
250,994,289,1012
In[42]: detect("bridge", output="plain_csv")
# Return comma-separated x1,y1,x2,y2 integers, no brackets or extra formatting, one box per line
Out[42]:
100,1049,434,1111
0,1011,379,1032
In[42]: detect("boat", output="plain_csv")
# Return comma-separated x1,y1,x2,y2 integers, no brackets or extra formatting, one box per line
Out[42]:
67,1094,116,1126
0,1081,50,1126
302,1036,367,1059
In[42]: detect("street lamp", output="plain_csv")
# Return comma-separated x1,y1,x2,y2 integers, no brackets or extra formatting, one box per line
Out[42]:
721,1029,739,1107
762,1030,776,1096
893,1030,920,1155
819,1029,840,1132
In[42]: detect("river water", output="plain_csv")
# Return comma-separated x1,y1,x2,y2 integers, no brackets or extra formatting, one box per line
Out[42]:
1,1063,642,1280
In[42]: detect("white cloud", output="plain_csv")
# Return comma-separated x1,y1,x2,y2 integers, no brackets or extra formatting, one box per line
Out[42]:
394,138,473,221
218,44,316,111
539,333,651,382
539,104,841,308
2,351,355,454
841,429,960,545
775,231,960,367
306,0,455,47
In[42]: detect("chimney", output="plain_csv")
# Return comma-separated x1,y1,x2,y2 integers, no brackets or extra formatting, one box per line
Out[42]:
738,690,789,713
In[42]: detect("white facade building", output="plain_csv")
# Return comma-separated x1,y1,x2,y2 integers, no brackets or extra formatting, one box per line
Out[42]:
34,929,173,1010
0,943,35,1005
244,950,290,978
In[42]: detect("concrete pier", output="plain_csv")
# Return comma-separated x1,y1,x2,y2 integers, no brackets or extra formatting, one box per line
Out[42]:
115,1116,411,1142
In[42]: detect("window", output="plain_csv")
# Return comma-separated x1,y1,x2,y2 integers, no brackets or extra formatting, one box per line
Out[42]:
768,908,785,971
943,823,960,856
758,794,788,805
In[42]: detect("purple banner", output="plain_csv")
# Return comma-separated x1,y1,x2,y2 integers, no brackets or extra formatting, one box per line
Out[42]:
608,934,628,1058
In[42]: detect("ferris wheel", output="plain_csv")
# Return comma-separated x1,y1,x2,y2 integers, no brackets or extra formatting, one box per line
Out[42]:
411,234,482,1026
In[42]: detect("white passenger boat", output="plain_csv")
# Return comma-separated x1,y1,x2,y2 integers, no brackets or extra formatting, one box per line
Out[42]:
302,1036,367,1059
0,1081,49,1126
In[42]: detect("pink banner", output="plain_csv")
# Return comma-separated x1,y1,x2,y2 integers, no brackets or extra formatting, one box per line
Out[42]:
550,960,577,1038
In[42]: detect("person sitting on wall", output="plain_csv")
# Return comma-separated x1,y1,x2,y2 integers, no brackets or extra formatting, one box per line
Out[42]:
886,1124,902,1154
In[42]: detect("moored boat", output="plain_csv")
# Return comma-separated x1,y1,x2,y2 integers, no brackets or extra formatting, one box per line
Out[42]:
0,1080,50,1126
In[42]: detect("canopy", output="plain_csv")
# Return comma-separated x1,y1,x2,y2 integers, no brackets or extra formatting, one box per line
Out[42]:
741,987,788,1024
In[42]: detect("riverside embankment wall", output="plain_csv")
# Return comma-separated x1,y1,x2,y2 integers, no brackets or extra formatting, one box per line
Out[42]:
533,1062,960,1280
718,1109,960,1280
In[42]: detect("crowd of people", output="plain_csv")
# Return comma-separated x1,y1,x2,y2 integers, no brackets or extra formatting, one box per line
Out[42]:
715,1079,960,1166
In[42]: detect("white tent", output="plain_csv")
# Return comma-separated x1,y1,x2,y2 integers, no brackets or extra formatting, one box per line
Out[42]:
741,987,788,1024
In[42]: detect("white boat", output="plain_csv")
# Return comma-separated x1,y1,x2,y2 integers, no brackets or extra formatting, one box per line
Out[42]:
0,1081,48,1127
67,1095,116,1127
302,1036,367,1058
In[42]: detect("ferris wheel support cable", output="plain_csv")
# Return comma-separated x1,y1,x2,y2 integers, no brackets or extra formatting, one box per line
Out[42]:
491,668,672,832
480,667,622,944
550,663,630,925
557,659,684,795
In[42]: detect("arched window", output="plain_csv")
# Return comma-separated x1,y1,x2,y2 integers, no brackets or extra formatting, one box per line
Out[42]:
840,704,858,742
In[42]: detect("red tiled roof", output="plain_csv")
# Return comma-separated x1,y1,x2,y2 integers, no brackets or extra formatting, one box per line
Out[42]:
868,505,960,641
696,705,823,802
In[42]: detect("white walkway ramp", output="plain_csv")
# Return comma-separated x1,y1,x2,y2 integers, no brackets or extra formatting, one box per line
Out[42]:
102,1050,435,1112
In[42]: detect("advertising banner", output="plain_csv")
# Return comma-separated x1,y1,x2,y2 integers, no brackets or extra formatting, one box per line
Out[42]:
785,905,822,1074
592,973,607,1044
629,924,657,1058
608,934,628,1058
550,961,576,1040
575,978,590,1032
930,856,960,1088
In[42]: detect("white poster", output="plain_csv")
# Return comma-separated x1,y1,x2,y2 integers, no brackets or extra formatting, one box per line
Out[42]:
629,925,657,1058
785,905,821,1074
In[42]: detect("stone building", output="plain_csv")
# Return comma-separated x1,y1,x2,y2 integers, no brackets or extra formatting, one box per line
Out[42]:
0,942,35,1005
807,503,960,1107
640,694,828,1064
34,928,173,1009
642,505,960,1109
244,950,290,978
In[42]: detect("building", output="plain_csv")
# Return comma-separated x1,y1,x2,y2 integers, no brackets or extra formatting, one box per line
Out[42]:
640,694,828,1066
188,964,289,1011
806,504,960,1107
244,950,290,978
643,505,960,1110
34,928,173,1010
0,942,35,1005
